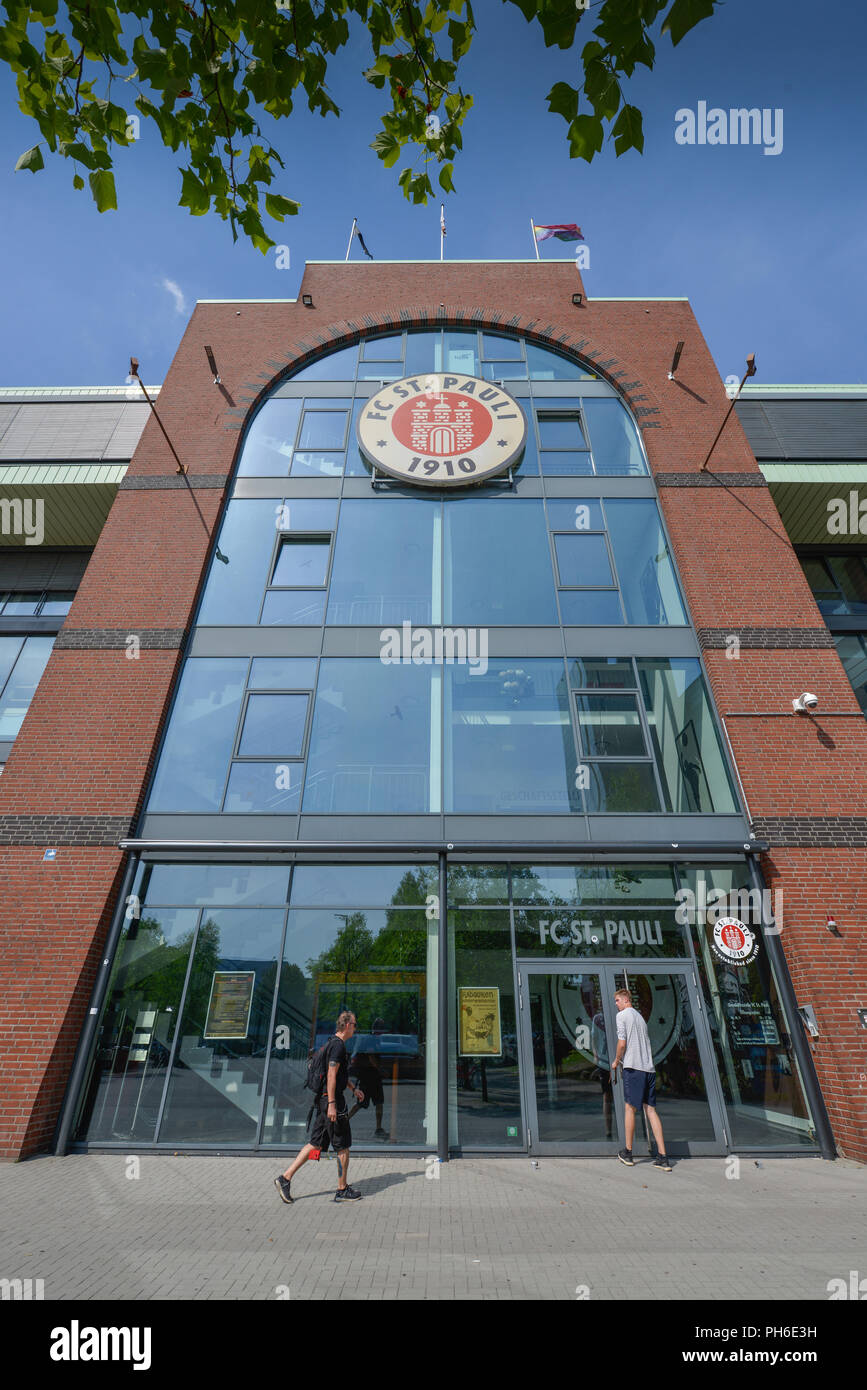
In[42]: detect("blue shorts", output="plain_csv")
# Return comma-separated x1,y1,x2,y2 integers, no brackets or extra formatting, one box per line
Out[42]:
622,1068,656,1109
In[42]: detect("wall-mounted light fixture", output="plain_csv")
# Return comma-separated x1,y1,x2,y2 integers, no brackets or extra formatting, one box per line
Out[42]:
572,292,583,307
302,293,314,307
667,340,685,379
699,351,758,471
204,345,221,385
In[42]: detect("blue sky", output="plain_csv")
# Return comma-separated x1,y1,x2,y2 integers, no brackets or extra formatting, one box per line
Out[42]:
0,0,865,386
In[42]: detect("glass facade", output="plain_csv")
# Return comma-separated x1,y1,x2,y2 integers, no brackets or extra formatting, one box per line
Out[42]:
75,858,818,1154
72,329,818,1157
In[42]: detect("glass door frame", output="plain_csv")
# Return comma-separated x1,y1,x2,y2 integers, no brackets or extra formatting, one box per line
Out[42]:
516,959,729,1156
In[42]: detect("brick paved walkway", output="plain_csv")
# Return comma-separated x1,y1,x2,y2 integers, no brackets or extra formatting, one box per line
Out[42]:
1,1153,863,1300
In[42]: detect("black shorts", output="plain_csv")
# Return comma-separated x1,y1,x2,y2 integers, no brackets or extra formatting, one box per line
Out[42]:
352,1074,384,1107
309,1098,352,1152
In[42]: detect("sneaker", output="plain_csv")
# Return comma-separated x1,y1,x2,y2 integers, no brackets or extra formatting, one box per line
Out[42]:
334,1185,363,1202
617,1148,635,1166
654,1155,673,1172
274,1175,294,1204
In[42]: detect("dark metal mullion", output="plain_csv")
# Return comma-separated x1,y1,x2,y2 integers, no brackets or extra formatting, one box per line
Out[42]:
437,849,448,1161
153,906,205,1144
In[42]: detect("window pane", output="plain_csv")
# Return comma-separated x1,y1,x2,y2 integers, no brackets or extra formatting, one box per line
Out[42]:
481,333,523,360
357,361,402,380
538,415,587,450
272,539,330,587
290,864,437,906
546,499,604,532
41,592,75,615
554,534,613,587
0,636,24,694
262,907,431,1149
480,360,528,380
451,907,522,1146
637,658,738,813
526,343,593,380
3,593,40,615
582,398,647,475
833,634,867,714
445,499,557,626
511,862,675,906
75,907,199,1142
276,499,338,531
444,331,479,375
260,591,327,625
584,762,661,812
148,658,247,811
237,399,301,476
570,657,635,688
361,335,403,360
249,658,316,689
238,693,308,757
328,499,436,626
223,761,302,813
447,660,577,813
827,556,867,614
0,635,54,738
158,908,286,1143
289,451,344,477
539,451,594,476
197,500,278,625
558,591,623,624
298,410,348,450
404,332,441,378
576,693,646,757
606,499,687,625
304,660,434,814
513,420,539,475
289,344,359,380
142,862,290,906
799,556,834,598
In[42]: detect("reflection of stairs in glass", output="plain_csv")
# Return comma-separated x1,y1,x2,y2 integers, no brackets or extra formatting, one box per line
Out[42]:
178,1037,261,1121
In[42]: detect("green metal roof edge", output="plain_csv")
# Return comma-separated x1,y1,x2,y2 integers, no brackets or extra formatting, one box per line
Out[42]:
761,463,867,482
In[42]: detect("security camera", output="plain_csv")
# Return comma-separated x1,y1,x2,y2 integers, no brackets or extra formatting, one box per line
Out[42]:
792,692,818,713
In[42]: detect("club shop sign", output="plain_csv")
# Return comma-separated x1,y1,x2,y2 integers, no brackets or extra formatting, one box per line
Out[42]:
357,373,527,486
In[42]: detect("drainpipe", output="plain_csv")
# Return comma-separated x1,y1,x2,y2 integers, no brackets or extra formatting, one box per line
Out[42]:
437,849,449,1162
53,853,141,1156
747,856,836,1160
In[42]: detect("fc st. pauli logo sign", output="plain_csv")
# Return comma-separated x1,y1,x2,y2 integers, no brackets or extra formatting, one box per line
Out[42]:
357,373,527,486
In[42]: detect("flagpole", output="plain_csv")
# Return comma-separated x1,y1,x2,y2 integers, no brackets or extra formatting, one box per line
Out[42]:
530,218,540,261
345,217,357,262
440,204,444,261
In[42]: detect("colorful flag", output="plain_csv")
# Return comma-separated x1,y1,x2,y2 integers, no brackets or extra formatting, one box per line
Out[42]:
533,223,583,242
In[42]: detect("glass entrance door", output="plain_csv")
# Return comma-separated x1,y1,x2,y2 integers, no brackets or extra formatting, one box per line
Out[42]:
517,963,727,1155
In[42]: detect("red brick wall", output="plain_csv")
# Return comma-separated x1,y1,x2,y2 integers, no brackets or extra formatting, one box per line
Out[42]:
0,260,864,1160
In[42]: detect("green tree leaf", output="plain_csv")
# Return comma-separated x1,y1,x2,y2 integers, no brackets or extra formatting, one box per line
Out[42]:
662,0,718,47
264,191,300,220
15,144,44,172
88,168,117,211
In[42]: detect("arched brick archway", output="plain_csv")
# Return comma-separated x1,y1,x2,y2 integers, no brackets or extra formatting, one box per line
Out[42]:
229,307,662,468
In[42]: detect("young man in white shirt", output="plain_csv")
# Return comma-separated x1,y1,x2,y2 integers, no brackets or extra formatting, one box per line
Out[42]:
611,988,672,1171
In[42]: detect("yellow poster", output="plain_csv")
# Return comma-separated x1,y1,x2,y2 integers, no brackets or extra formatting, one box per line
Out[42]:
458,987,502,1057
204,971,255,1039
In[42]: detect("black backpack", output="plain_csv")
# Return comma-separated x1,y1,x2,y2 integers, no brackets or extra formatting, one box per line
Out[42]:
304,1036,337,1101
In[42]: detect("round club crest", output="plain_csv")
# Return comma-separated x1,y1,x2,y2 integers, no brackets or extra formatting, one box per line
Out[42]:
356,372,527,486
711,917,759,966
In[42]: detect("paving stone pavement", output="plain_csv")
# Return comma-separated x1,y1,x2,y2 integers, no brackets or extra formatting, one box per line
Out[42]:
0,1152,864,1301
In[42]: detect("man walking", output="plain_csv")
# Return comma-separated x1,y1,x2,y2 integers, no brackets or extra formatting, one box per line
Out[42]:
274,1011,364,1203
611,988,672,1171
